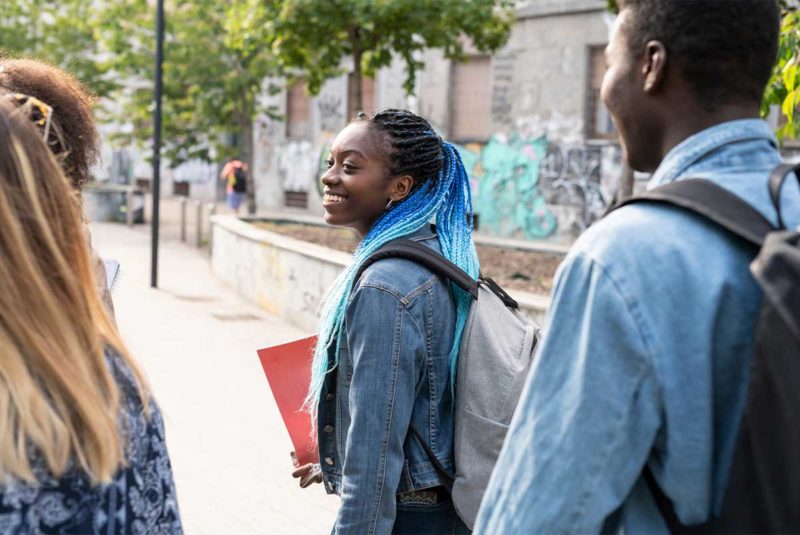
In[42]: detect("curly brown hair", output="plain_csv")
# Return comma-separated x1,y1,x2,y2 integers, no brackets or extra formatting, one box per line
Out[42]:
0,58,99,190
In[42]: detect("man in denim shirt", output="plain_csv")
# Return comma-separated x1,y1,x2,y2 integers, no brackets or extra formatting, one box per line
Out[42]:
476,1,799,533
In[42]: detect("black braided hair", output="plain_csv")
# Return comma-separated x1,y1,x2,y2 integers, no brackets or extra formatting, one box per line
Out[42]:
359,109,445,190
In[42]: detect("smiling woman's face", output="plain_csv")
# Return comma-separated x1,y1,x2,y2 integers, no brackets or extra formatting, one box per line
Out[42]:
320,122,395,237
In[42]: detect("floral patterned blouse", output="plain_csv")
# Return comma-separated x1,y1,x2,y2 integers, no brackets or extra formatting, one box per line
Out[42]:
0,353,183,534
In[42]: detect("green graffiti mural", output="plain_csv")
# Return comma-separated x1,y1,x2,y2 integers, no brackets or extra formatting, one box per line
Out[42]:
456,135,557,239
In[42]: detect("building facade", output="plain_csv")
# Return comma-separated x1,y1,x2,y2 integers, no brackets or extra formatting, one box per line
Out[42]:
102,0,796,241
250,0,619,241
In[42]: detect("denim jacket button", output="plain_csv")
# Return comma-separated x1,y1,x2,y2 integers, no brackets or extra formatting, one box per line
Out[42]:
324,457,335,466
325,393,335,401
326,481,335,492
323,425,334,433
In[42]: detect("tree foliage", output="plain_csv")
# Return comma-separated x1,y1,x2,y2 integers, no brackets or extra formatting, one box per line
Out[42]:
0,0,115,97
607,0,800,141
98,0,277,161
97,0,280,213
266,0,516,110
763,8,800,140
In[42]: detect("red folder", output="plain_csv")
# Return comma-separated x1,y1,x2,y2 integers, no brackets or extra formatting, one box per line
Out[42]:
257,335,319,466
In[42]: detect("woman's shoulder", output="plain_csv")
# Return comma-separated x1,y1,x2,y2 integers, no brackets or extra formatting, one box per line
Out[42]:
0,351,182,534
355,231,446,299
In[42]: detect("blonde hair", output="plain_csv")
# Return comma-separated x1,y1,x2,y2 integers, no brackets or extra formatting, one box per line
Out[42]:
0,98,148,484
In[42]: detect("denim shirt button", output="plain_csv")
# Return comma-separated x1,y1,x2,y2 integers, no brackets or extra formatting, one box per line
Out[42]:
324,457,335,466
325,393,335,401
326,481,335,492
323,425,334,433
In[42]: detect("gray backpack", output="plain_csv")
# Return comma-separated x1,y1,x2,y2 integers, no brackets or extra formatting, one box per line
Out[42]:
358,239,540,528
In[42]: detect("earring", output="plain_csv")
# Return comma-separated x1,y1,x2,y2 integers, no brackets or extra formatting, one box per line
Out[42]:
386,199,394,210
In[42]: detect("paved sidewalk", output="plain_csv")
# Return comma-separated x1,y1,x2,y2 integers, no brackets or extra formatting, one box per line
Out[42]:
90,221,337,535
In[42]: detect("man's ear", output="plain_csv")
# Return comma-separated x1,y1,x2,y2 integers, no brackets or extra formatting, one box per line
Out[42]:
642,40,668,93
389,174,415,202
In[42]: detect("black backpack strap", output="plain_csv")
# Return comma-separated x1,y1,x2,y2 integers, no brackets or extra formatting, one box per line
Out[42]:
768,162,800,230
354,238,479,299
611,178,776,247
643,466,709,533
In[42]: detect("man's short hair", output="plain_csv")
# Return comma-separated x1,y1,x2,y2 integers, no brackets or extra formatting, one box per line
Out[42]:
0,58,99,190
618,0,781,109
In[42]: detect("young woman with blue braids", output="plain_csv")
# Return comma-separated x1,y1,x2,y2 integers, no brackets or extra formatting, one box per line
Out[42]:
291,109,476,534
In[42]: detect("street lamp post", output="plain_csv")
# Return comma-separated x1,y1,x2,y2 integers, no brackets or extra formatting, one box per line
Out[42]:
150,0,165,288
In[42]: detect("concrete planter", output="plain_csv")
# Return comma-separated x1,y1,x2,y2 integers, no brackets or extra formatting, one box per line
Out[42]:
211,215,550,332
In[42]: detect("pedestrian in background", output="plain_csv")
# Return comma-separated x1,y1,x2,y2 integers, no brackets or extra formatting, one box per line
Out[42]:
476,1,799,533
292,109,476,534
0,97,182,532
0,58,116,315
220,158,248,213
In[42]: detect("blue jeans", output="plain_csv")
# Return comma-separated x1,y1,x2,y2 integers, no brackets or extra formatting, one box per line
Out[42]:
392,498,471,535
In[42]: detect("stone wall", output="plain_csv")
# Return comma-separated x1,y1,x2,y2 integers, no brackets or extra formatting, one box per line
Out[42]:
211,215,549,332
211,216,351,332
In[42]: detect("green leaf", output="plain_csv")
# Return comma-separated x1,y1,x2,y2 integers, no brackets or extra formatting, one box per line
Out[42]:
783,62,798,92
782,88,799,120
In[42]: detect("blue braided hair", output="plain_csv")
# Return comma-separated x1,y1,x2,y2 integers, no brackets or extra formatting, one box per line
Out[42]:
306,109,479,414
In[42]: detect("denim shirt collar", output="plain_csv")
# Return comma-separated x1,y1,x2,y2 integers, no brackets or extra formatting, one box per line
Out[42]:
648,119,778,189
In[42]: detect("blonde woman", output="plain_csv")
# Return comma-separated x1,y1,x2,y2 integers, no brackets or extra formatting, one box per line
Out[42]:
0,97,182,532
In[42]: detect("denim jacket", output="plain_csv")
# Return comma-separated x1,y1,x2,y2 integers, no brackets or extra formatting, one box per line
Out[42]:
476,119,800,534
318,225,458,534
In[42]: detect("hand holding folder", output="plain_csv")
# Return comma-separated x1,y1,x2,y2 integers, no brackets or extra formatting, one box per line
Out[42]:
256,335,319,466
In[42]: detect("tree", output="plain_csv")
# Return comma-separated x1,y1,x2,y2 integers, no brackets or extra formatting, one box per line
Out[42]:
97,0,280,214
266,0,516,113
0,0,115,97
763,6,800,140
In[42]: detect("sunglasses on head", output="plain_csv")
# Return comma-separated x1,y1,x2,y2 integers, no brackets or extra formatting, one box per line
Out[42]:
2,92,54,142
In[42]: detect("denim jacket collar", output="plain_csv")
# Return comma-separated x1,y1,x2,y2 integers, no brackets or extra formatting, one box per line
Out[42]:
404,223,437,242
648,119,778,189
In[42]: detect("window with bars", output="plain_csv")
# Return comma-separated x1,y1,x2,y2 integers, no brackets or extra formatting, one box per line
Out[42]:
587,46,617,140
284,191,309,208
449,56,492,142
347,74,376,120
286,80,311,139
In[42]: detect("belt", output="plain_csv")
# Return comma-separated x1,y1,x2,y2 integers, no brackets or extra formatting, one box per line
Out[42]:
397,486,447,505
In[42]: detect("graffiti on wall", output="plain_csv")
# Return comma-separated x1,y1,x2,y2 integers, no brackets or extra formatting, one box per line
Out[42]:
490,54,515,128
277,140,317,192
256,113,281,141
457,136,557,239
318,95,345,133
454,136,615,239
539,142,610,232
